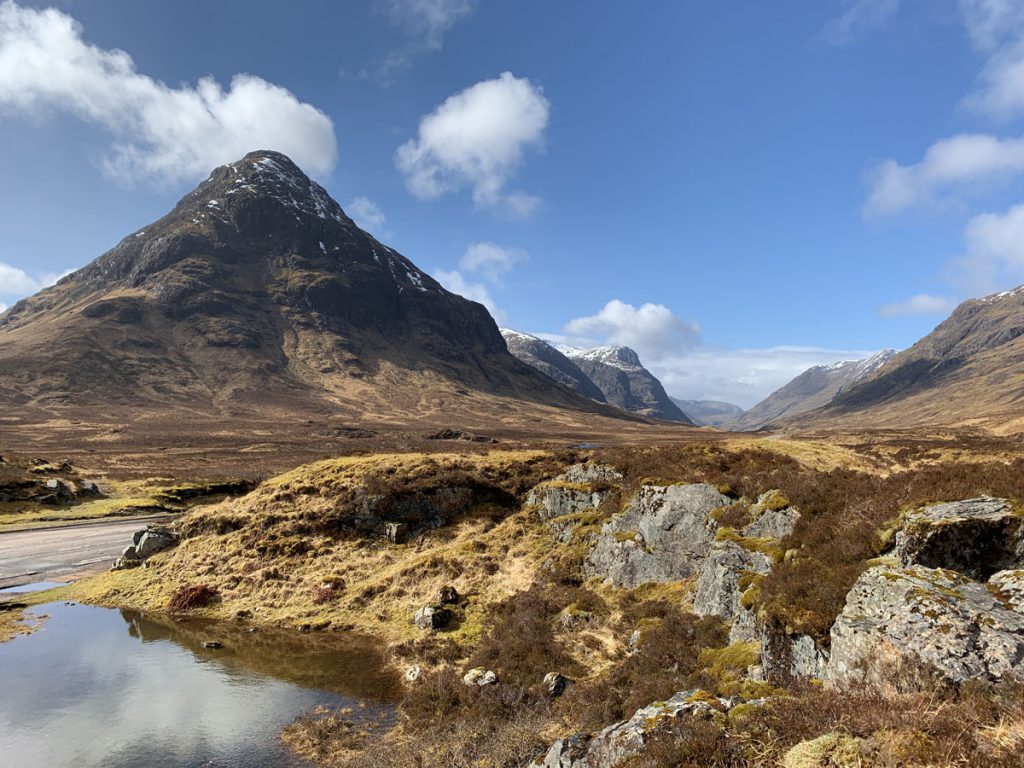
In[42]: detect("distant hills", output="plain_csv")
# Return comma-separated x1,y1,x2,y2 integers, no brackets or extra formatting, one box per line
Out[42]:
500,330,694,423
671,399,744,428
728,350,897,431
801,287,1024,433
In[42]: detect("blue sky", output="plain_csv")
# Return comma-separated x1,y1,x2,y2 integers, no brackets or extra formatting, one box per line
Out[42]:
2,0,1024,407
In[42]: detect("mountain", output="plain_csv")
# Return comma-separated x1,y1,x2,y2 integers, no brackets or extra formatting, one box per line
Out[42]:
558,346,694,424
808,287,1024,433
731,349,897,431
499,329,607,402
0,151,620,435
671,398,744,428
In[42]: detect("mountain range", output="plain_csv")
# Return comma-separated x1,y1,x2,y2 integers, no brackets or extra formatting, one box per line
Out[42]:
500,330,693,423
2,150,1022,443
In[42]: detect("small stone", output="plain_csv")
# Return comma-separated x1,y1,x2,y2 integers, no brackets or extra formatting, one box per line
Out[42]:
414,604,451,631
436,585,459,605
404,665,423,683
462,667,497,686
543,672,572,697
202,640,223,649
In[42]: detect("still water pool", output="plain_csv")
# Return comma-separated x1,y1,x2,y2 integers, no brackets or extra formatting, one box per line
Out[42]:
0,601,399,768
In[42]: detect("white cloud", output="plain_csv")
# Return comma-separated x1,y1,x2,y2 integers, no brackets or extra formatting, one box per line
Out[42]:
951,202,1024,293
347,196,387,235
563,300,701,362
0,302,7,313
458,242,526,283
864,133,1024,216
878,293,958,317
0,1,337,185
433,268,506,325
820,0,902,45
378,0,473,50
357,0,474,86
395,72,549,216
0,260,69,298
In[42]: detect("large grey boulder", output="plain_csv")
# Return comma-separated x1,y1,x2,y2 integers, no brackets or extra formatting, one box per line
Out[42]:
893,497,1023,579
743,493,800,539
826,564,1024,686
529,690,729,768
586,483,730,588
527,463,621,521
135,526,178,558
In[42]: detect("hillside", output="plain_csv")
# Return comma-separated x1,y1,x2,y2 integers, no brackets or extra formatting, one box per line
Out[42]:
806,287,1024,433
499,329,607,402
732,349,896,431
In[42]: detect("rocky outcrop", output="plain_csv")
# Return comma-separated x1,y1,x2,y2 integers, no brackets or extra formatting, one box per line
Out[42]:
462,668,497,686
527,464,621,521
586,483,730,588
112,524,179,570
692,493,800,649
761,631,830,682
344,487,473,541
826,564,1024,686
529,690,732,768
500,329,608,402
893,497,1023,579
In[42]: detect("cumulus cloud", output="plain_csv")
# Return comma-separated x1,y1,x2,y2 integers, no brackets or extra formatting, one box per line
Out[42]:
563,300,701,362
0,1,337,185
820,0,902,45
864,133,1024,217
0,260,71,301
458,242,526,283
433,268,506,324
395,72,549,216
951,202,1024,293
878,293,958,317
347,196,387,235
0,302,6,313
959,0,1024,119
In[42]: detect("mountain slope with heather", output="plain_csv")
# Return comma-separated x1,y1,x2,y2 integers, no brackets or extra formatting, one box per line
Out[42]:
803,288,1024,433
0,151,634,446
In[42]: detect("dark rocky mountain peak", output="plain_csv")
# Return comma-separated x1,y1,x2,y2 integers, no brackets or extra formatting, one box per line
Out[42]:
0,151,611,420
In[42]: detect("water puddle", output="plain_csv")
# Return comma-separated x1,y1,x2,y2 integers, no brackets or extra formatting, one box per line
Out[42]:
0,580,66,594
0,602,400,767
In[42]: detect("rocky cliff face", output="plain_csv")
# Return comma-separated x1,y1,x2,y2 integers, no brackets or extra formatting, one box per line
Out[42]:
559,346,693,423
499,329,607,402
0,151,607,419
731,349,896,431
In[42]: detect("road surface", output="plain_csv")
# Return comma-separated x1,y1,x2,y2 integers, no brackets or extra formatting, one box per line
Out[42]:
0,516,170,589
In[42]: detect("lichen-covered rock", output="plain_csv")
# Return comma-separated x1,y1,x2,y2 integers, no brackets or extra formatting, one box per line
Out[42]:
990,569,1024,612
543,672,572,697
826,564,1024,686
743,493,800,539
527,463,621,521
586,483,730,588
693,541,771,622
893,497,1023,579
529,690,730,768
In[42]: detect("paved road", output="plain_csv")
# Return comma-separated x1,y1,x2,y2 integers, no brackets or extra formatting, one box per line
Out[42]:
0,516,170,589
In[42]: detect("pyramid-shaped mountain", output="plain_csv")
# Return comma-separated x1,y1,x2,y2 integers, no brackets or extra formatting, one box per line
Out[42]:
0,151,611,425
